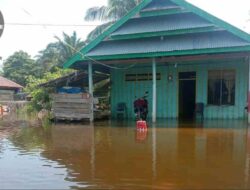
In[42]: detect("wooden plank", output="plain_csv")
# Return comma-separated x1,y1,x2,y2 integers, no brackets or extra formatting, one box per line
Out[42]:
53,98,92,104
53,108,91,114
52,93,93,120
0,94,13,101
52,103,90,109
53,113,91,119
52,93,90,99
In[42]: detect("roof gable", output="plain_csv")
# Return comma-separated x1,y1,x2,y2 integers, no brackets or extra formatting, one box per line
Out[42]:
87,31,250,59
142,0,179,11
0,76,23,89
111,13,214,37
63,0,152,68
64,0,250,68
170,0,250,42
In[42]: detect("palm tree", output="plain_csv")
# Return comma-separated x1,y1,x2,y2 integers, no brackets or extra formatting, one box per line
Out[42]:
55,31,85,64
36,31,85,72
36,42,61,72
85,0,141,41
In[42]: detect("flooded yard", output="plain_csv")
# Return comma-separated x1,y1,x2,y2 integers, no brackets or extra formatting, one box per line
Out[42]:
0,115,250,189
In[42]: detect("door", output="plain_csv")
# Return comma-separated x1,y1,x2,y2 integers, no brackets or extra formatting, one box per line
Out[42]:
179,72,196,119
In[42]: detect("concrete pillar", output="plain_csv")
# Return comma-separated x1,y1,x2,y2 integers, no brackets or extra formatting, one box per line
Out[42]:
88,62,94,122
152,58,157,123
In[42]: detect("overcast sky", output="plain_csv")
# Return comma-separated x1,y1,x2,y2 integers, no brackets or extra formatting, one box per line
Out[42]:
0,0,250,66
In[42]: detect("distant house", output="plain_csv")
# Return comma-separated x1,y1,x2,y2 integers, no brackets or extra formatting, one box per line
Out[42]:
0,76,23,101
64,0,250,122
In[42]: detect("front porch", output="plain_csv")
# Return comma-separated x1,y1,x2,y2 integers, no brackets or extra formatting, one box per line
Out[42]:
109,54,249,120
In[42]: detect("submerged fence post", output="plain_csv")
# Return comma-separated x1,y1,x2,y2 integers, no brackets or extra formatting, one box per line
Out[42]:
88,62,94,122
152,58,157,123
248,57,250,124
152,123,157,179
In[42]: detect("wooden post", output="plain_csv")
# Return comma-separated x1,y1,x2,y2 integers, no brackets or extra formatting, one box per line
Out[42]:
0,105,3,116
152,123,157,179
248,57,250,124
88,62,94,122
152,58,157,123
90,124,95,179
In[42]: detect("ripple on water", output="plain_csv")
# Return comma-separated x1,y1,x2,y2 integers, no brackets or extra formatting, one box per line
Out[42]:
0,139,80,189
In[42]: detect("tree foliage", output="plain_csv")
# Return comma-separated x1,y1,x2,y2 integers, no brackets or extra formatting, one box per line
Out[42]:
37,31,85,71
85,0,141,41
25,67,73,112
85,0,141,22
3,51,41,86
2,28,110,113
55,31,85,66
86,22,113,42
3,31,84,112
36,42,61,73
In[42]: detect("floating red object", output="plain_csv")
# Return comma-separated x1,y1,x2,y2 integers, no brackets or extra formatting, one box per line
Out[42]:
136,120,147,130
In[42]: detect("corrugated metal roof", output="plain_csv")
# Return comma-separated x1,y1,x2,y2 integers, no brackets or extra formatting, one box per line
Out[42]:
112,13,214,36
64,0,250,68
0,76,23,89
39,71,109,88
141,0,179,11
87,31,250,57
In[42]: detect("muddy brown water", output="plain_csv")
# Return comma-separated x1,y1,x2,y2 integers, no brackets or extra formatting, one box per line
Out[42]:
0,115,250,189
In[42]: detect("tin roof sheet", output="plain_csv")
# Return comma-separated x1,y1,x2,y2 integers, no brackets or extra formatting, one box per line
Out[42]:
111,13,214,36
88,31,250,57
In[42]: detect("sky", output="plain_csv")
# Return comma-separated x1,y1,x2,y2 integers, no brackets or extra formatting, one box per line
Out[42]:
0,0,250,68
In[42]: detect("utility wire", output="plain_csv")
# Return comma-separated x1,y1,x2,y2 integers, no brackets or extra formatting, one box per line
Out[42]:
5,23,100,27
21,8,137,70
56,37,137,70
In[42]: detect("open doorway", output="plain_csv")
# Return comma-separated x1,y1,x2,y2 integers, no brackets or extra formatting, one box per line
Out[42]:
179,72,196,119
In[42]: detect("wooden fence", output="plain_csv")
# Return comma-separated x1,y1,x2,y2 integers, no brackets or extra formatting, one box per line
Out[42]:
51,93,93,121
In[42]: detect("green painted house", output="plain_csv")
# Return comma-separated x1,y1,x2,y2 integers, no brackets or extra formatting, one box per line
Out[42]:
64,0,250,122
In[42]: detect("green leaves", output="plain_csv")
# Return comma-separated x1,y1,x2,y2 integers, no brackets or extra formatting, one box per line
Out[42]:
55,31,85,67
36,31,85,71
84,0,141,41
25,67,73,112
84,0,140,22
2,31,83,112
3,51,41,86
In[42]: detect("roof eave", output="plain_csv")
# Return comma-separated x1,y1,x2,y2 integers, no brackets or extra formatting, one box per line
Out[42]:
86,46,250,61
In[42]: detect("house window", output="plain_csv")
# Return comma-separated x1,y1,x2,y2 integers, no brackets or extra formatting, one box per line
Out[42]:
125,74,137,81
125,73,161,81
207,70,235,105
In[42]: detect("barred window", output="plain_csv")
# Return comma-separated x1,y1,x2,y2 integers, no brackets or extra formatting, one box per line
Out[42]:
125,73,161,81
207,70,235,105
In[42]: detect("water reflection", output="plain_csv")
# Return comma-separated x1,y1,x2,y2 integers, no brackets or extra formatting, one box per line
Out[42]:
0,118,250,189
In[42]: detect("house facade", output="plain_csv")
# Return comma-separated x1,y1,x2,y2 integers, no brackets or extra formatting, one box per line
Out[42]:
64,0,250,121
0,76,23,101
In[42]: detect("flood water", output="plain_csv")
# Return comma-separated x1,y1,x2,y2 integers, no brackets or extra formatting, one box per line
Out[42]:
1,115,250,189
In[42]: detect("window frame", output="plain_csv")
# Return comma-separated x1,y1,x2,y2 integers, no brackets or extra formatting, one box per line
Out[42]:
125,73,161,82
207,69,236,106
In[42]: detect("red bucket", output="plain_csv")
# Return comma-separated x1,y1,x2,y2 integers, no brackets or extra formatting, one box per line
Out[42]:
136,120,147,130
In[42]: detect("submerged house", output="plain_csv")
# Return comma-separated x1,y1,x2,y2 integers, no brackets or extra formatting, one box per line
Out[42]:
0,76,23,101
64,0,250,122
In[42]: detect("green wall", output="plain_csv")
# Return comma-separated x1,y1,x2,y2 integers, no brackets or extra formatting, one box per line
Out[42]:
111,59,248,119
